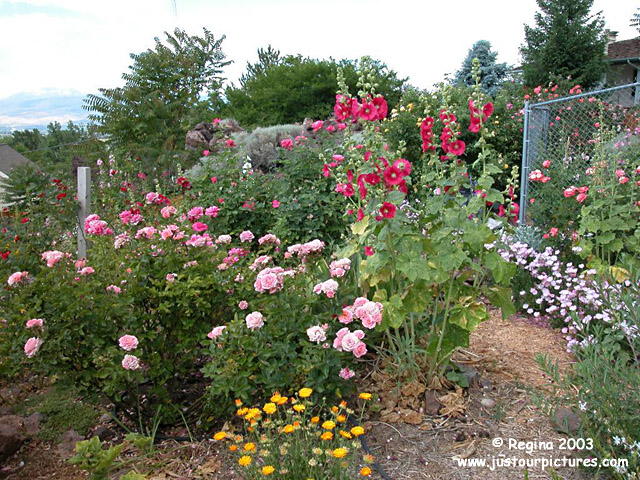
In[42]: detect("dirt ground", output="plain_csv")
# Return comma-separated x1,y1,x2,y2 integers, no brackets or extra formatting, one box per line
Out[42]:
1,311,587,480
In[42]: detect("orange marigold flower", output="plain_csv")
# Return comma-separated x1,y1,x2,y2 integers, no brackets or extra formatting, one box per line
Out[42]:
293,404,305,412
310,416,320,424
339,400,348,408
321,420,336,430
320,431,333,440
277,396,288,405
229,445,238,451
282,424,295,434
270,392,282,403
339,430,352,439
235,398,243,407
360,466,372,476
350,426,365,437
336,414,347,423
243,442,256,452
331,406,339,413
293,421,301,428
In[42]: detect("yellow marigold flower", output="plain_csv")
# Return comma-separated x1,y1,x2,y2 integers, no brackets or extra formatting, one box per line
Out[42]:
282,424,295,434
336,414,347,423
298,388,313,398
213,431,227,441
358,393,372,400
235,398,243,407
339,430,352,439
263,402,277,414
310,416,320,424
229,444,238,451
332,447,348,458
320,431,333,440
243,442,256,452
360,466,372,476
293,403,305,412
277,396,288,405
238,455,252,466
321,420,336,430
237,407,248,416
270,392,282,403
331,406,339,413
350,426,365,437
262,465,275,475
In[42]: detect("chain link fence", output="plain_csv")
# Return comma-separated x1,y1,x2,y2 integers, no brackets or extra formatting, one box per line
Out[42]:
519,82,640,228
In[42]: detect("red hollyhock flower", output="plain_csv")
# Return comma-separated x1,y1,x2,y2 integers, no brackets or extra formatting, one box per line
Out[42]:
364,173,381,185
383,166,404,186
482,102,494,118
358,101,378,121
447,140,466,156
20,217,29,224
56,193,67,200
372,96,388,120
364,246,375,256
357,208,365,221
398,181,408,194
468,117,481,133
350,99,362,119
334,95,351,121
0,251,10,260
356,176,368,200
322,164,331,177
392,158,412,176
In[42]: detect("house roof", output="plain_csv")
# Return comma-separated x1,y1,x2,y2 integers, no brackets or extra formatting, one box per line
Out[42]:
607,37,640,61
0,144,36,175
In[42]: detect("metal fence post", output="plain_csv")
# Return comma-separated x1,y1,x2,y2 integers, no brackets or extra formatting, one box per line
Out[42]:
77,166,91,259
518,100,530,225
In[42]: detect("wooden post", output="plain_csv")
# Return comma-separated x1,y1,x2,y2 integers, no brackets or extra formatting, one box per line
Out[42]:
77,166,91,259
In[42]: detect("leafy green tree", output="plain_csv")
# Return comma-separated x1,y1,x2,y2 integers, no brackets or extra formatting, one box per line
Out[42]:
454,40,509,96
223,52,406,128
84,28,229,171
520,0,607,88
631,8,640,33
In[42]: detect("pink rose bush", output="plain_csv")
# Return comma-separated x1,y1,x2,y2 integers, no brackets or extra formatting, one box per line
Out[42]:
118,334,139,351
24,337,43,358
122,354,141,370
245,311,265,330
7,271,29,286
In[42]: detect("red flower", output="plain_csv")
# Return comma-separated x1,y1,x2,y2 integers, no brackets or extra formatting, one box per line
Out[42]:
0,251,10,260
357,208,365,221
383,166,404,186
372,96,388,120
358,101,378,121
225,139,236,147
392,158,411,176
334,95,351,121
364,246,375,256
447,140,466,156
379,202,397,219
482,102,494,118
56,193,67,200
20,217,29,224
468,117,481,133
210,176,218,183
364,173,381,185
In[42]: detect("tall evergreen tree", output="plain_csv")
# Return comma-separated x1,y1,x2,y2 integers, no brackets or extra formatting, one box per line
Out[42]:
520,0,607,88
454,40,509,96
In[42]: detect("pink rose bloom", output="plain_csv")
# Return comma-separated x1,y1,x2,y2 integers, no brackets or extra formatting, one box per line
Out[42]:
340,332,362,352
271,200,280,208
329,258,351,278
238,300,249,310
339,367,355,379
161,206,177,218
280,138,294,150
192,222,208,232
338,307,354,324
311,120,324,132
121,354,141,370
207,326,226,339
313,279,339,298
210,176,218,183
203,150,210,156
245,311,265,330
205,206,220,217
78,267,95,275
619,176,629,184
563,186,577,198
576,192,588,203
333,327,350,350
353,341,368,358
216,234,232,244
114,234,130,249
355,301,383,329
306,325,327,344
166,273,177,282
8,271,29,286
26,318,44,328
225,139,236,147
258,234,280,246
542,160,551,168
135,226,157,239
239,230,254,242
118,334,139,351
106,285,122,294
24,337,43,358
41,250,67,268
145,192,160,204
188,206,204,222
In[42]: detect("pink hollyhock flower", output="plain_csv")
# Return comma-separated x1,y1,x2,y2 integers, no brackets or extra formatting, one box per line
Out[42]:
106,285,122,294
26,318,44,328
238,300,249,310
119,335,138,351
166,273,177,282
271,200,280,208
364,246,375,256
192,222,208,232
205,206,220,217
24,337,43,358
216,234,232,244
121,354,140,370
207,326,226,339
339,367,355,379
280,138,294,150
393,158,412,176
307,325,327,343
335,183,355,197
336,122,347,130
353,342,368,358
334,95,352,121
161,206,177,218
358,101,378,121
245,311,265,330
311,120,324,132
239,230,254,242
383,166,404,187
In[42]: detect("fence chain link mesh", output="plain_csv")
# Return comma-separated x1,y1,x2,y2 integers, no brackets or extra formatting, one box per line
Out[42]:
519,82,640,228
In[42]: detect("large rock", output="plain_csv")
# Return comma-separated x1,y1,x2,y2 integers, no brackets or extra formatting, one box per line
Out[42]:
0,415,26,461
57,429,85,458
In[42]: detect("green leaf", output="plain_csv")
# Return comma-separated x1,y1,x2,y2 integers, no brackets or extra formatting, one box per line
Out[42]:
448,298,488,331
350,216,370,236
486,286,515,319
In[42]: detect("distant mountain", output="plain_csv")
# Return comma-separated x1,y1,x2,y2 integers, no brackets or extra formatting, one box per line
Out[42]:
0,90,90,131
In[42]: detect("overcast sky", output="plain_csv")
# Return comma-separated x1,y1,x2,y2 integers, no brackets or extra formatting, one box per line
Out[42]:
0,0,638,100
